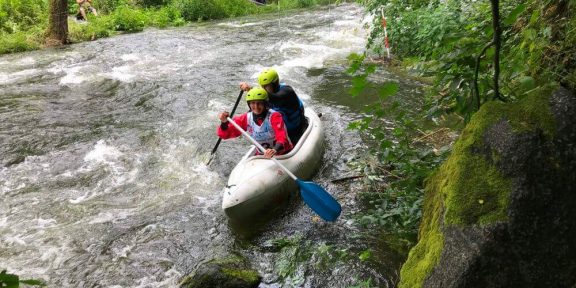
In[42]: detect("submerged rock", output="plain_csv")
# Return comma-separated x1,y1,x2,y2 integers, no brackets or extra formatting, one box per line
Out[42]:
399,87,576,287
180,253,261,288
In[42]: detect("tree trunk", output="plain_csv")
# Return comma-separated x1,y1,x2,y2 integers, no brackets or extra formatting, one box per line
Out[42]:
47,0,68,46
491,0,502,101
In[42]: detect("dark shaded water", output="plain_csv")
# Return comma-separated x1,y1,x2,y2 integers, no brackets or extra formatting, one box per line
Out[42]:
0,4,424,287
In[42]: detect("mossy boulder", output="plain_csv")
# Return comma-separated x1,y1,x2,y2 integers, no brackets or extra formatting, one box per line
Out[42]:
179,253,261,288
399,87,576,287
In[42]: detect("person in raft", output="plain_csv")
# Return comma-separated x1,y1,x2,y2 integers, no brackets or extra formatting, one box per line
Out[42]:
217,87,293,158
239,68,307,144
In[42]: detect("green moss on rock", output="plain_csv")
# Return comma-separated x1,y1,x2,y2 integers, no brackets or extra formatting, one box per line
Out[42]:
221,268,260,283
399,172,444,288
399,91,556,287
179,254,261,288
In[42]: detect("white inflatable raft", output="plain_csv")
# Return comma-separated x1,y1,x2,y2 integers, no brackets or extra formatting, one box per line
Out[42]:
222,107,325,220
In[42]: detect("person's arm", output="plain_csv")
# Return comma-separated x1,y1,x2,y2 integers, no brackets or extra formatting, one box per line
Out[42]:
217,113,247,139
239,82,252,92
269,112,292,153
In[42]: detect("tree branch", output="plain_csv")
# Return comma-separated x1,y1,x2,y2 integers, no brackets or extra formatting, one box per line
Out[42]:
474,40,495,109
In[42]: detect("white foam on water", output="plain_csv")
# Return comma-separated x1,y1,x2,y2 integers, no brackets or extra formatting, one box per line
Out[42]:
217,21,262,28
207,99,226,110
34,217,58,229
0,68,42,85
155,138,222,193
59,66,88,85
3,56,37,67
68,140,138,204
112,244,134,260
102,65,136,82
120,53,140,61
84,140,123,164
69,189,94,204
3,234,27,246
134,268,181,288
87,208,137,224
281,43,340,69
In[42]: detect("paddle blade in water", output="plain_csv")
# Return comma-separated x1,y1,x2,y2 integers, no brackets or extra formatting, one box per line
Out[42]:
296,179,341,222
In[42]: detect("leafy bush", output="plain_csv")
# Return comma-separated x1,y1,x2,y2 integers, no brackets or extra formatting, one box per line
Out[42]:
215,0,255,18
170,0,225,21
145,6,184,28
343,53,453,255
68,15,113,41
362,0,575,117
136,0,169,8
94,0,130,14
111,5,145,31
0,0,47,33
0,30,40,54
294,0,315,8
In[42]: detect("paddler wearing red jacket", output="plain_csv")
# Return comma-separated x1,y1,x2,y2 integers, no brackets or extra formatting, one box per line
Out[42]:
217,87,293,158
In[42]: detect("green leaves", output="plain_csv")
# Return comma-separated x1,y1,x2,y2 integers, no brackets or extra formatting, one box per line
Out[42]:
350,75,369,97
0,270,45,287
378,82,399,100
503,3,526,25
0,270,19,288
358,249,372,261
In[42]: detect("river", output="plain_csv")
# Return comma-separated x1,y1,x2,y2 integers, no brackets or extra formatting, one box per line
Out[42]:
0,3,424,287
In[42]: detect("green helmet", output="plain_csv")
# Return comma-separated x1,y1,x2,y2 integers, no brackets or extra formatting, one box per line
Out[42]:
246,87,268,102
258,68,279,86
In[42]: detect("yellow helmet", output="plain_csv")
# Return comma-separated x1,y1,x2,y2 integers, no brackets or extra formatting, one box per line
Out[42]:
246,87,268,102
257,68,279,86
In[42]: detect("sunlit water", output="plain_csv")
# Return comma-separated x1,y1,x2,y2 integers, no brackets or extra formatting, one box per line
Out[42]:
0,3,424,287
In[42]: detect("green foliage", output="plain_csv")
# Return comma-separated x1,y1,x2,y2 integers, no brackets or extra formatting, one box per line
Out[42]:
111,5,146,31
268,234,353,285
344,54,450,271
68,15,113,41
0,0,47,33
0,30,41,54
171,0,221,21
0,270,45,287
361,0,574,120
349,278,379,288
145,6,185,28
136,0,169,8
92,0,127,14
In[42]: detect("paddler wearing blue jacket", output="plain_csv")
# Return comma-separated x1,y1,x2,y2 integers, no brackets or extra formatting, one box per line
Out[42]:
240,68,308,144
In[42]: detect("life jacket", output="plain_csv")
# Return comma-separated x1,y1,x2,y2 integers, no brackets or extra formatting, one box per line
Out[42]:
247,109,288,150
272,83,304,132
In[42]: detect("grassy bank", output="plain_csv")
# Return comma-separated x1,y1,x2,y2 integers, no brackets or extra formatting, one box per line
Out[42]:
0,0,340,55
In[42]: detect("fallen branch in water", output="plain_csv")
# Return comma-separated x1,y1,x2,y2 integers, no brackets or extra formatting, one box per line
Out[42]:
331,175,364,183
412,128,450,144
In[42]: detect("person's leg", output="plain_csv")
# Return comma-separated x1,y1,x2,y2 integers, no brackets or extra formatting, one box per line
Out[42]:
89,6,98,16
79,6,87,21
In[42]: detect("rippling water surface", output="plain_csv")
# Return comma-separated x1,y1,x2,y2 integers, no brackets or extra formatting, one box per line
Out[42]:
0,4,425,287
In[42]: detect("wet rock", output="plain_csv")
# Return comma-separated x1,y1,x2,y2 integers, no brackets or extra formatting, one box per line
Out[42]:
179,253,261,288
400,87,576,287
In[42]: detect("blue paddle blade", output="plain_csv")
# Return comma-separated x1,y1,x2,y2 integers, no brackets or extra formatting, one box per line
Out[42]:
296,179,341,222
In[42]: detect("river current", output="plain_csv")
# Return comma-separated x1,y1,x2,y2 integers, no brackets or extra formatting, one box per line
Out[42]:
0,3,424,287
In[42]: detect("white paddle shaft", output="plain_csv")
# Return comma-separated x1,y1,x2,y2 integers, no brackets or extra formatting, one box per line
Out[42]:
226,116,298,180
